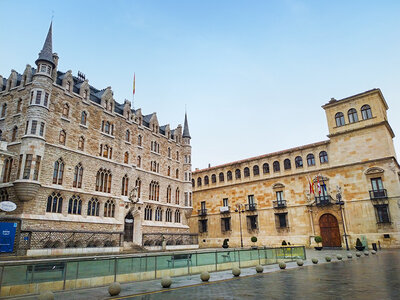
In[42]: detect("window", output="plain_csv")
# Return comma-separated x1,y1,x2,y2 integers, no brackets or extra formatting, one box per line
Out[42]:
30,120,37,135
137,156,141,167
124,152,129,164
135,178,141,198
284,159,291,170
95,168,112,193
122,174,129,196
16,99,22,113
166,185,172,203
149,181,160,201
166,208,172,222
44,92,49,106
319,151,328,164
375,205,390,223
138,135,142,146
17,154,22,179
247,215,258,230
33,156,41,181
176,151,179,161
125,130,130,142
46,192,63,213
168,147,171,158
176,168,179,179
197,177,202,187
155,207,162,221
295,156,303,168
167,166,171,176
23,154,33,179
39,122,45,136
0,189,9,202
78,136,85,151
371,177,384,192
100,144,112,159
307,154,315,166
11,126,18,142
348,108,358,123
221,217,231,232
235,169,241,179
244,167,250,177
144,205,152,220
361,105,372,120
80,111,87,125
275,213,288,228
52,158,64,184
102,121,113,135
223,198,229,207
83,90,88,100
73,163,83,188
248,194,255,205
226,171,232,181
211,174,216,183
199,219,208,233
263,163,270,174
68,195,82,215
273,161,280,172
66,81,71,92
59,130,66,145
335,112,345,127
35,91,42,105
175,188,180,204
204,176,209,185
2,158,13,183
104,199,115,217
62,103,69,118
276,191,284,202
219,172,224,182
253,165,259,176
87,198,99,216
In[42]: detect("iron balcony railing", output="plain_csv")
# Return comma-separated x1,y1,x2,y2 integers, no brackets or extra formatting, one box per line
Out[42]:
245,203,257,211
315,195,332,206
220,206,230,213
273,200,287,208
198,209,207,216
369,189,388,200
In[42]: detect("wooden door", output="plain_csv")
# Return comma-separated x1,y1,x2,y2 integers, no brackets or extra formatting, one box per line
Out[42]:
124,213,134,242
319,214,341,247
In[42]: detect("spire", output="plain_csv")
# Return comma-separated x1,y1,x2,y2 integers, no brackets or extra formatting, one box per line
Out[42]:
35,22,55,67
182,112,191,139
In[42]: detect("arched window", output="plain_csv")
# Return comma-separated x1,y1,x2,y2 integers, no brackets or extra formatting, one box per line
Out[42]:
176,168,179,179
73,163,83,188
192,179,195,187
219,172,224,182
307,154,315,166
253,165,259,176
0,103,6,118
138,135,142,146
295,156,303,168
273,161,280,172
319,151,328,164
78,136,85,151
104,121,111,134
87,198,99,216
95,168,112,193
122,174,129,196
144,205,152,220
227,171,232,181
211,174,216,183
348,108,358,123
68,195,82,215
361,105,372,120
284,159,291,170
46,192,63,213
59,130,66,145
80,111,87,125
263,163,270,174
244,167,250,177
125,130,130,142
175,188,180,204
204,176,209,185
52,158,64,185
2,158,13,183
176,151,179,161
174,209,181,223
335,112,345,127
149,181,160,201
197,177,202,186
155,207,162,221
235,169,241,179
166,208,172,222
166,185,172,203
11,126,18,142
16,99,22,113
167,166,171,176
124,152,129,164
104,199,115,217
0,189,8,201
137,155,141,167
168,147,171,158
135,178,141,198
62,103,69,118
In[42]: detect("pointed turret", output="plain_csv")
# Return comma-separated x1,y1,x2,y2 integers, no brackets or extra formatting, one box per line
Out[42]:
182,112,191,139
35,22,55,67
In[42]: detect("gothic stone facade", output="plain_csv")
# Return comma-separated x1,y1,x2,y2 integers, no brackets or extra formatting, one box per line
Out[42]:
190,89,400,249
0,24,193,252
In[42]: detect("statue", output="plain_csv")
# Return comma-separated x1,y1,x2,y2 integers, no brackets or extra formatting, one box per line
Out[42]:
129,186,138,204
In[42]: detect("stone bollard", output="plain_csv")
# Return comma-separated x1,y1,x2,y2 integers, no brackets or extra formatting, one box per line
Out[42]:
296,259,304,266
347,253,353,259
232,267,241,277
325,256,332,262
279,262,286,269
200,271,210,282
356,252,362,257
364,251,369,256
255,265,264,273
336,254,343,260
312,258,318,264
371,250,377,255
161,276,172,288
108,282,121,296
38,291,54,300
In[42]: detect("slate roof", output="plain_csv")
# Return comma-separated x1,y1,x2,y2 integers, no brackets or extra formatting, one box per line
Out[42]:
35,22,55,67
182,112,191,138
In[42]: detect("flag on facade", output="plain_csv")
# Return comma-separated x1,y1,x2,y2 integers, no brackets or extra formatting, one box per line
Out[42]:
321,176,327,192
308,176,314,194
317,176,321,194
133,73,136,96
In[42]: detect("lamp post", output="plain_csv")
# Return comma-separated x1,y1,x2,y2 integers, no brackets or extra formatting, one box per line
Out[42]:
336,186,349,251
235,204,245,248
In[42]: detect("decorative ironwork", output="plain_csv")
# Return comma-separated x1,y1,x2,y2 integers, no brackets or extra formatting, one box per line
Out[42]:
142,233,198,246
273,200,287,208
198,209,207,216
369,189,388,200
315,195,333,206
245,203,257,211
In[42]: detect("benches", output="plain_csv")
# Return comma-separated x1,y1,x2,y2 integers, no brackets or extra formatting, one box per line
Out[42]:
167,254,192,267
26,262,65,279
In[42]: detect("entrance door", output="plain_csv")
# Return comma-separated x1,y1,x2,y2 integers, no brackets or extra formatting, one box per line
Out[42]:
124,212,134,242
319,214,341,247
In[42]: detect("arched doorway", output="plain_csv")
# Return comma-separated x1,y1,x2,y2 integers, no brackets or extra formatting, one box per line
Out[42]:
124,212,134,242
319,213,341,247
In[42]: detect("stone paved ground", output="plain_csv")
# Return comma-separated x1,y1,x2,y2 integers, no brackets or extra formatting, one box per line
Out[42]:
8,249,400,300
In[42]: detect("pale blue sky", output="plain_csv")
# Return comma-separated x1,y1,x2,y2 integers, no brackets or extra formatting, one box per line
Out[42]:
1,0,399,169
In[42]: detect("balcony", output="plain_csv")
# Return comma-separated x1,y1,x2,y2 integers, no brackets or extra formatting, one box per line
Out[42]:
369,189,387,200
220,206,230,213
273,200,287,208
245,203,257,211
315,195,333,206
198,209,207,216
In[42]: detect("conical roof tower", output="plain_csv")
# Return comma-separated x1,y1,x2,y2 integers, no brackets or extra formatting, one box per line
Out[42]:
35,22,55,67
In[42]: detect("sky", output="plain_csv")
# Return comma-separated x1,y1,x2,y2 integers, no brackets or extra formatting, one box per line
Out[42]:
1,0,399,169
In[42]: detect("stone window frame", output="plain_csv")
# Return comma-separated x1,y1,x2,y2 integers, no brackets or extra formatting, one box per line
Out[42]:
52,158,65,185
104,199,115,218
307,153,315,166
46,192,63,213
68,195,82,215
295,156,303,168
73,163,84,188
95,168,112,193
335,112,345,127
347,108,358,123
87,198,100,216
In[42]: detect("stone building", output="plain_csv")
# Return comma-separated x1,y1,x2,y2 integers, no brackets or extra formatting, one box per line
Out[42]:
190,89,400,249
0,23,194,255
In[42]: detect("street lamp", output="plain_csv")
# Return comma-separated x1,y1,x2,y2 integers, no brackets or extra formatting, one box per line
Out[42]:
336,186,349,251
235,204,245,248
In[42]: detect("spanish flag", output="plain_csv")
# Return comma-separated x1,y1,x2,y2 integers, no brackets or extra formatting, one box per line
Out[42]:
133,73,136,96
308,176,314,194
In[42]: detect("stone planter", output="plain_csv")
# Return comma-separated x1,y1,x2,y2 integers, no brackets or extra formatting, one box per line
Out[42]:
312,258,318,264
108,282,121,296
232,267,241,277
255,265,264,273
200,271,210,282
279,262,286,269
336,254,342,260
347,253,353,259
38,291,54,300
363,251,369,256
371,250,377,255
314,246,323,251
296,259,304,266
325,256,332,262
161,276,172,288
356,252,362,257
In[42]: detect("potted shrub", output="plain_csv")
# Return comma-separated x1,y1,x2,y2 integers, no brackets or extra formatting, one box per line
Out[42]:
281,240,287,246
222,238,229,249
251,236,258,249
355,238,365,251
314,236,323,250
